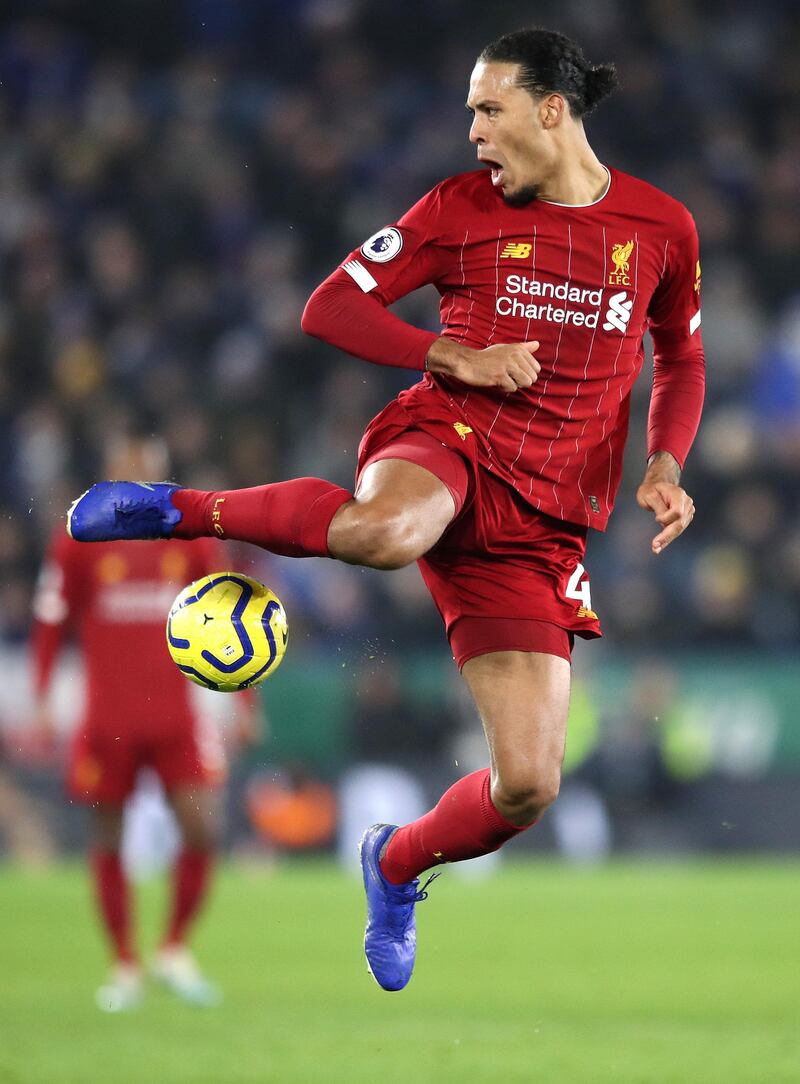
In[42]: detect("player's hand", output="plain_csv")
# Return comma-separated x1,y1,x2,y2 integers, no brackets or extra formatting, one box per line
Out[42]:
426,337,541,392
636,476,695,555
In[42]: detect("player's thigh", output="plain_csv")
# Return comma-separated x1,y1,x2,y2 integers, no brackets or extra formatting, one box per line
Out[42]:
461,649,571,798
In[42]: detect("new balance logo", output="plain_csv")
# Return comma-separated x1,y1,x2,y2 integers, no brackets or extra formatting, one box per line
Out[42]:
501,242,532,259
602,291,633,333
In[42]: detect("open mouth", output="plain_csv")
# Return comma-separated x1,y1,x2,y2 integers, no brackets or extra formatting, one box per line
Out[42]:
480,156,506,187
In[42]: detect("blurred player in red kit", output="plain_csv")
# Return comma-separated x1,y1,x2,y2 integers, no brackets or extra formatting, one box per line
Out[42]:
68,28,704,990
34,431,255,1010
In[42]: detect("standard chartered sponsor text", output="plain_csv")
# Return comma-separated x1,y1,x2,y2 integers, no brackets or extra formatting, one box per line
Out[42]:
497,274,603,326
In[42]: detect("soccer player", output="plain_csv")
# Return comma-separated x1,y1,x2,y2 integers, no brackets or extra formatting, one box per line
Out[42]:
33,431,253,1010
66,28,703,991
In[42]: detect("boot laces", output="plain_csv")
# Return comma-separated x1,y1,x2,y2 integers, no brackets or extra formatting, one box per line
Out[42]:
384,871,441,936
414,871,441,901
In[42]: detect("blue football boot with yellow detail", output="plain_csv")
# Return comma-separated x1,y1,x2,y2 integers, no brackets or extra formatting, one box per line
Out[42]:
359,823,438,992
67,481,183,542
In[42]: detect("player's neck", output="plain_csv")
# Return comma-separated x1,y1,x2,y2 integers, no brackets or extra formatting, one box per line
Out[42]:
537,137,608,207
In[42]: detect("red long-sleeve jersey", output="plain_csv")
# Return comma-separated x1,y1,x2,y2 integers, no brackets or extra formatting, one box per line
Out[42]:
31,534,226,734
302,166,704,529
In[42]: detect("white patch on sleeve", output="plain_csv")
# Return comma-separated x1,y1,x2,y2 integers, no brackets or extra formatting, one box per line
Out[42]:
689,309,702,335
342,259,378,293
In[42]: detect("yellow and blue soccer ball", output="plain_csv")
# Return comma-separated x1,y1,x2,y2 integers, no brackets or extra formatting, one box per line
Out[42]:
166,572,288,691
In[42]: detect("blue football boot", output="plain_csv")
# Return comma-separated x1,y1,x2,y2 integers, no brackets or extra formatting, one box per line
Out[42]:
67,482,183,542
359,823,439,992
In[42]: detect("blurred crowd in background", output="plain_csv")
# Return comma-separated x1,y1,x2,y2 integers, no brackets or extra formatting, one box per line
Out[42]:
1,0,799,655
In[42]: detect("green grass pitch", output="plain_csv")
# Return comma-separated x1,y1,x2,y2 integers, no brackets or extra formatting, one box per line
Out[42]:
0,860,797,1083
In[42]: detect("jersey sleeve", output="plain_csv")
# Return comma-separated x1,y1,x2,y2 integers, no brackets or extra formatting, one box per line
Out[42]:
645,217,705,467
30,532,83,697
301,183,454,370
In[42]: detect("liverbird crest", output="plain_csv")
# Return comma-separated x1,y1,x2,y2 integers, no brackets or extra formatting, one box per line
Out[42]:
611,240,634,275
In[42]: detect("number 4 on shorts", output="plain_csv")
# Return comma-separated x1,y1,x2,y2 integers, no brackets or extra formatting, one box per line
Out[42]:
566,562,592,611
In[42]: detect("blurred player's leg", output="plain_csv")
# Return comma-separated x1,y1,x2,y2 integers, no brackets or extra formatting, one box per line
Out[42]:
363,649,570,990
90,805,144,1012
163,785,215,947
91,806,135,962
152,785,220,1006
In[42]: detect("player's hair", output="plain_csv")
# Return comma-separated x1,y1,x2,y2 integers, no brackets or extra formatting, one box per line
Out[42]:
478,28,618,118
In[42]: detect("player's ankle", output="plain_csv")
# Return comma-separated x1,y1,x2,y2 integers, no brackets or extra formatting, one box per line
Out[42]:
170,489,213,539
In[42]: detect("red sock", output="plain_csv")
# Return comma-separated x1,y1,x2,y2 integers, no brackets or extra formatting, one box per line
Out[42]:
91,850,136,964
171,479,352,557
380,768,530,884
164,849,213,947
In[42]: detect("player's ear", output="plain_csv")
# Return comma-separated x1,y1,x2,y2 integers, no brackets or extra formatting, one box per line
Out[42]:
539,93,565,129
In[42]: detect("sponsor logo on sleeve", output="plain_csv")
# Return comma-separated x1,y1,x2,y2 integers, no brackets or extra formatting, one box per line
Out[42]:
694,260,701,293
360,227,403,263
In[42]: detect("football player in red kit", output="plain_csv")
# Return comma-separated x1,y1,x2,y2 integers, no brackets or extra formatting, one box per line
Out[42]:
34,432,253,1010
67,28,703,991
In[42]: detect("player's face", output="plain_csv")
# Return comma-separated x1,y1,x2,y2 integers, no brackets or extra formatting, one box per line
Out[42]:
467,61,552,207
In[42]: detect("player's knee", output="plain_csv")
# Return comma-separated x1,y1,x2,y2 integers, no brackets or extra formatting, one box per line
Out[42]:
355,511,423,570
492,765,562,826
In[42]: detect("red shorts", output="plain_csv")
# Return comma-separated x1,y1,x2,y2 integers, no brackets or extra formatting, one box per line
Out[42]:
357,398,603,669
68,717,225,805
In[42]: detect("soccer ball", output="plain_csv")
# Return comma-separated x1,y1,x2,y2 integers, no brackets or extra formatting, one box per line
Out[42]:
166,572,288,692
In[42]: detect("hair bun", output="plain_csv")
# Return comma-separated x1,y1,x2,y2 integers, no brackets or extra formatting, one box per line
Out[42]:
584,63,619,110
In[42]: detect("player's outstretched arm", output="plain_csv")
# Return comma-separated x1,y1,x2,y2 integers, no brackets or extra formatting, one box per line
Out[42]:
636,451,695,555
426,337,541,393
